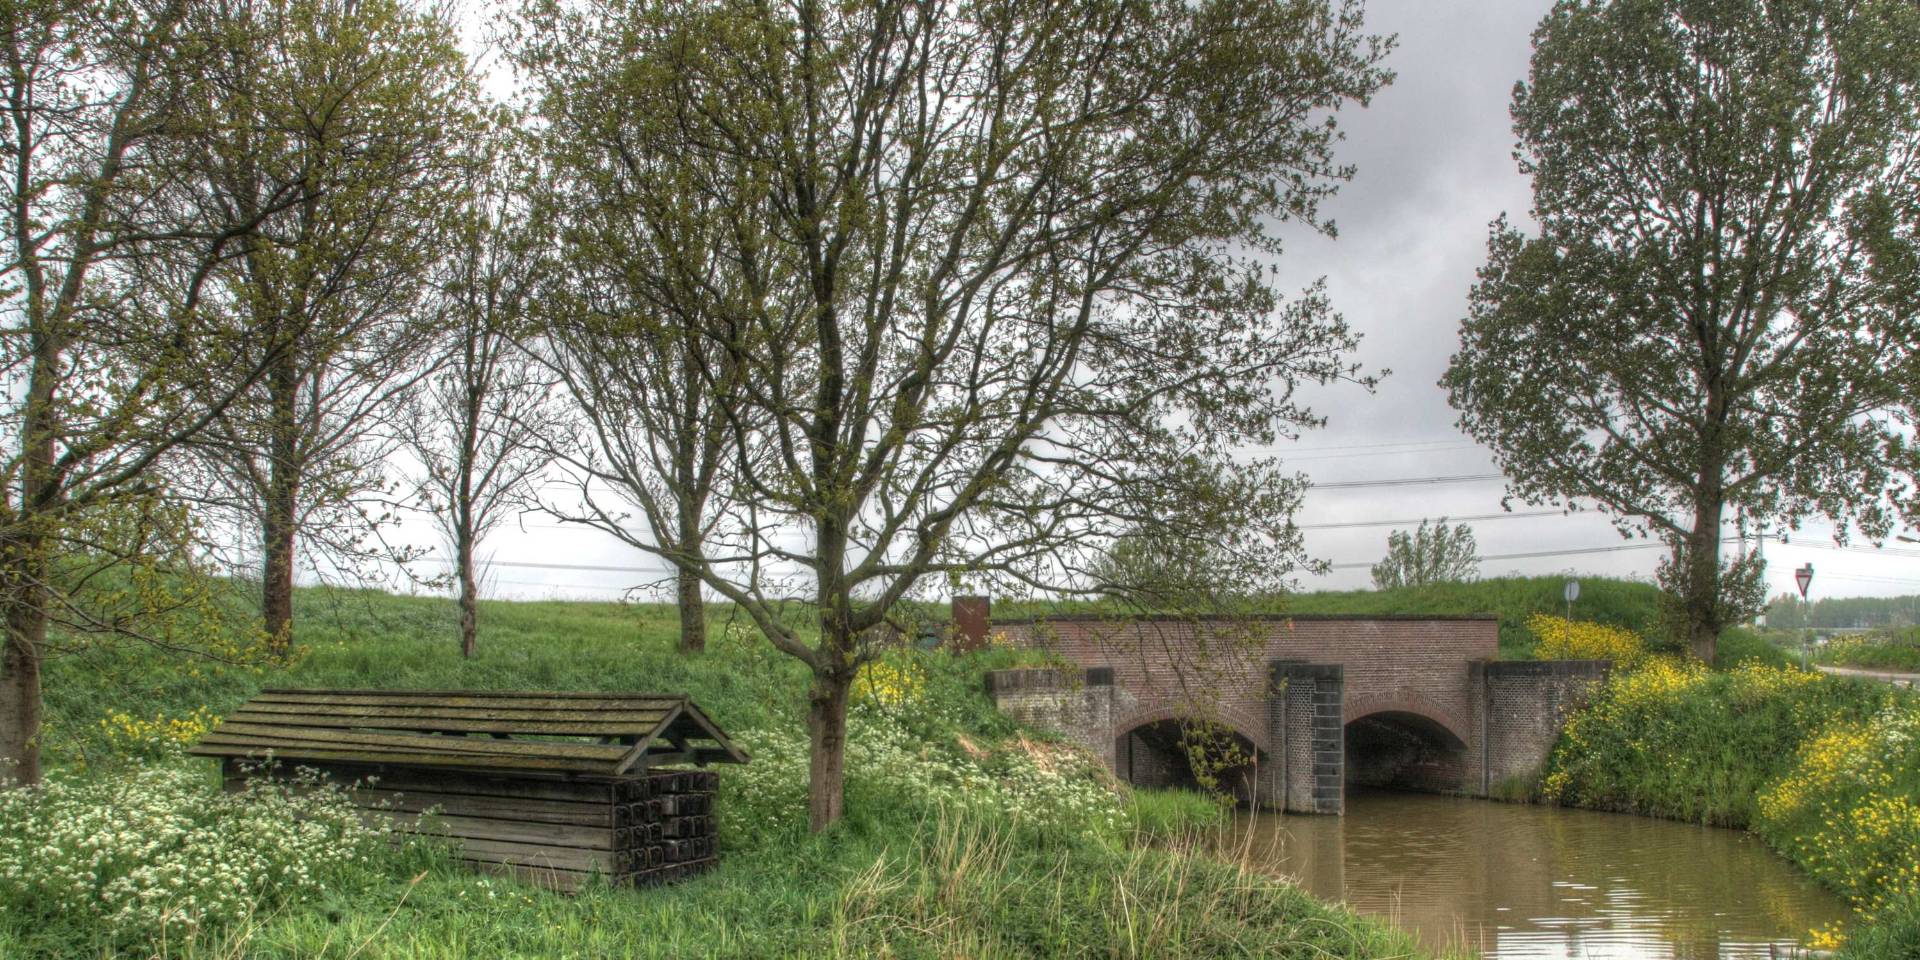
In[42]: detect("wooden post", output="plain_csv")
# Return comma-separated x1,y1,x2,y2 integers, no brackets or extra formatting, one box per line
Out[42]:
951,595,990,651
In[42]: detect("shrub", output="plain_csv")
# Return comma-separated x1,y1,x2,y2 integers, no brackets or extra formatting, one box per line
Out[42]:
1542,660,1883,826
722,700,1124,851
0,760,399,948
1756,705,1920,940
1528,613,1647,665
1715,627,1793,669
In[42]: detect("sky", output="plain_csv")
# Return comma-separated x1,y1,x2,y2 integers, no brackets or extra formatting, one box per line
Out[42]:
400,0,1920,606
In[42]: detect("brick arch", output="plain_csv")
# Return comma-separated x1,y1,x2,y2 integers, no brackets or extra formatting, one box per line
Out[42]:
1343,689,1470,747
1114,702,1271,756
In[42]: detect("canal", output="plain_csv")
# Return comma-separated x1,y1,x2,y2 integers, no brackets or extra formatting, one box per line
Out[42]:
1229,789,1851,958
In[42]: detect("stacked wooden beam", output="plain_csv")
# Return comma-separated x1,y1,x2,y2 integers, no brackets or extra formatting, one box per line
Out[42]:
223,761,724,891
193,687,749,893
613,770,720,885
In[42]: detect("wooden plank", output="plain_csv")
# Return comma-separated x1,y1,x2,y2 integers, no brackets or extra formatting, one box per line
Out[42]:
192,739,615,774
255,690,685,711
442,836,614,873
263,687,688,700
615,709,678,774
228,777,613,826
208,723,630,761
229,763,616,803
229,709,663,738
371,809,617,849
196,731,619,766
348,788,612,827
234,701,673,724
674,701,752,763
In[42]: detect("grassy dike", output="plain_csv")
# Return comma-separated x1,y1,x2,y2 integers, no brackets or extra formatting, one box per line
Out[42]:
0,588,1434,960
1538,657,1920,958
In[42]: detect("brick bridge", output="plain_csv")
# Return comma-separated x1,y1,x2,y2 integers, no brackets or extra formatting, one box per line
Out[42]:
974,609,1609,814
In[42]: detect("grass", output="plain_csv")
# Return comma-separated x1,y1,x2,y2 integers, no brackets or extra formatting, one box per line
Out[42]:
7,585,1433,960
1817,627,1920,672
996,575,1667,660
1283,575,1665,659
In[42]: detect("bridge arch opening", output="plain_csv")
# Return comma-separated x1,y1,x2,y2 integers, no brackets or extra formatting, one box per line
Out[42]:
1344,710,1469,794
1116,719,1265,806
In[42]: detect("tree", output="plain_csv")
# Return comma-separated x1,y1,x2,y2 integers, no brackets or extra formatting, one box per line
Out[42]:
518,138,747,655
0,0,315,783
1442,0,1920,663
1370,518,1479,589
514,0,1389,830
401,167,551,659
182,0,485,647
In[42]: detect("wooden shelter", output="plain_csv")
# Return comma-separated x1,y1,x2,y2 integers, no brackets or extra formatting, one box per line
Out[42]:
191,688,749,890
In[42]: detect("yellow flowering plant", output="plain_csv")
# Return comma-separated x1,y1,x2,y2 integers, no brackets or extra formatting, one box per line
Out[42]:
1528,613,1648,665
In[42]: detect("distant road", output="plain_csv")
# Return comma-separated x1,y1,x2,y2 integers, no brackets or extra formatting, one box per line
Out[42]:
1815,664,1919,690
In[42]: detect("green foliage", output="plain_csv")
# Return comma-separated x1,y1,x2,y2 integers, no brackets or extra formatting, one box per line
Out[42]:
1125,789,1230,842
1715,627,1794,670
0,762,407,952
1544,661,1889,827
1818,629,1920,672
1369,518,1479,590
7,587,1434,959
1443,0,1920,656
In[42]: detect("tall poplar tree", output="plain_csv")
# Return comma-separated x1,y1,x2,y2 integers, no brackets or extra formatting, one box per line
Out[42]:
1444,0,1920,662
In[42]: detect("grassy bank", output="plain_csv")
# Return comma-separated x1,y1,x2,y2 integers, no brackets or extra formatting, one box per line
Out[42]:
1817,627,1920,672
1540,658,1920,957
1,588,1429,959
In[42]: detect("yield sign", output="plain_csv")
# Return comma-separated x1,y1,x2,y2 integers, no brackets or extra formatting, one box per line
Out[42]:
1794,563,1814,599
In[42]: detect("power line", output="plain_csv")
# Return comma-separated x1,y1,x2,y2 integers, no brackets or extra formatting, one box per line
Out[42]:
1325,540,1668,570
420,556,673,576
1281,444,1482,464
1254,437,1477,454
1299,509,1566,531
1312,473,1506,490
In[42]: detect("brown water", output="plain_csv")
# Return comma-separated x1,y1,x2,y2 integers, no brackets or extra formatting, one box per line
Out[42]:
1232,790,1851,959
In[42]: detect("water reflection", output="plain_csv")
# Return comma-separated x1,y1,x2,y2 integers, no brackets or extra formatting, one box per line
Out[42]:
1231,790,1850,958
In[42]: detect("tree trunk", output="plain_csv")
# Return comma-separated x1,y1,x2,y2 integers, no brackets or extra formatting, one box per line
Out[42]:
457,533,478,659
676,567,705,653
805,666,852,832
1685,495,1725,665
262,343,300,649
261,487,297,648
0,582,43,785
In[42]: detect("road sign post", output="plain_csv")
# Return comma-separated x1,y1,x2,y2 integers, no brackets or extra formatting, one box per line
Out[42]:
1795,564,1814,671
1563,578,1580,622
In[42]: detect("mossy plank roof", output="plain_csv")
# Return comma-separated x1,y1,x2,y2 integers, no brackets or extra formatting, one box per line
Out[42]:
190,688,749,776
